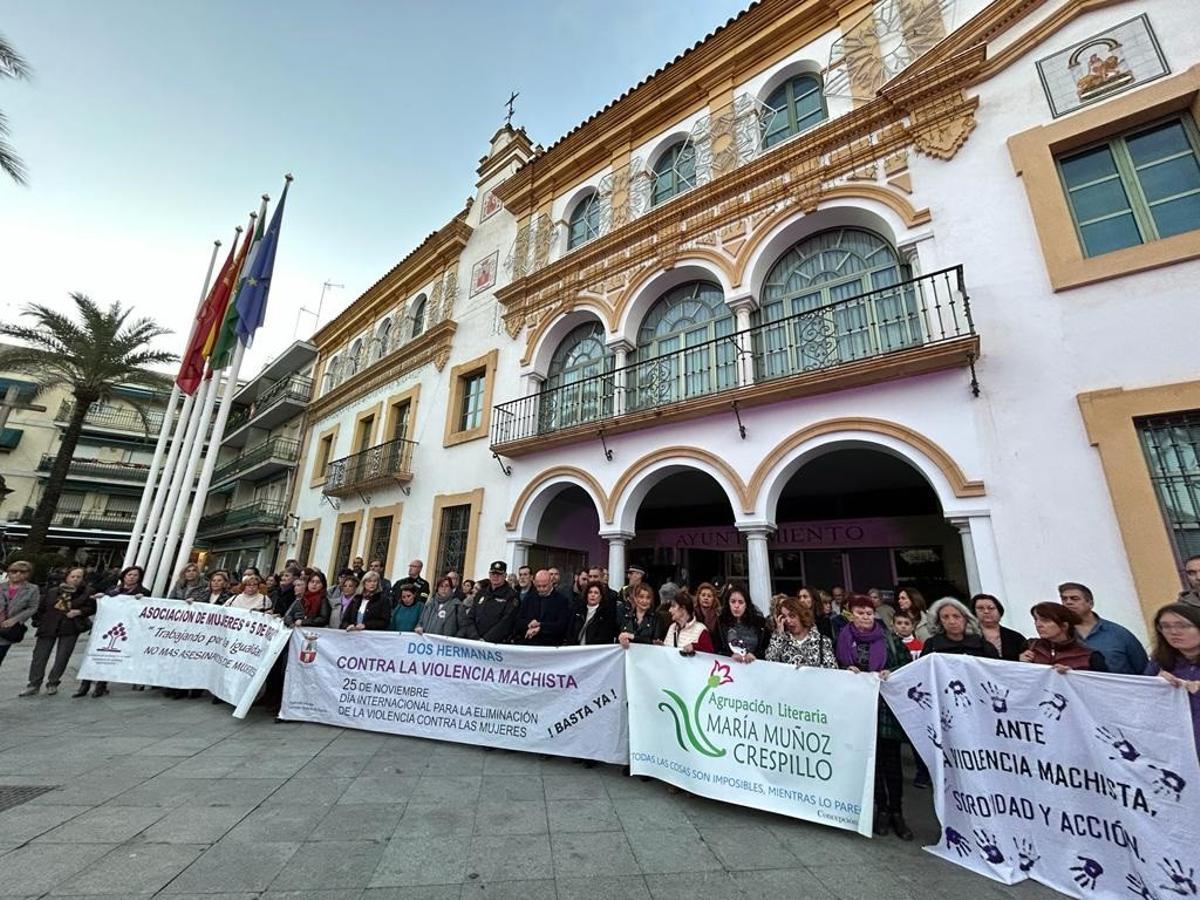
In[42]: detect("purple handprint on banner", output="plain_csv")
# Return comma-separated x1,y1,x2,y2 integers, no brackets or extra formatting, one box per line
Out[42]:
944,679,972,708
907,682,932,709
1127,873,1158,900
1095,725,1141,763
974,829,1004,865
1149,766,1186,803
1039,691,1069,721
1072,857,1105,891
1158,859,1197,896
945,827,971,858
979,680,1009,713
1013,837,1040,873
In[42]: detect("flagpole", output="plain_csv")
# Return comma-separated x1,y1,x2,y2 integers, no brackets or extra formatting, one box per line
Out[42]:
144,374,214,588
151,364,223,596
135,389,195,570
124,239,221,569
174,340,248,578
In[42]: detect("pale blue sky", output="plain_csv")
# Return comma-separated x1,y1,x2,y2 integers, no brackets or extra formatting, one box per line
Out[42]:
0,0,749,373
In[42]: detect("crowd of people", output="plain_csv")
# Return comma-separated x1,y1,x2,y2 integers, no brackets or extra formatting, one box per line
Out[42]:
2,551,1198,840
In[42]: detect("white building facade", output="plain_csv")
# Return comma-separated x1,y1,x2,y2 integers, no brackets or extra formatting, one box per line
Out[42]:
288,0,1200,636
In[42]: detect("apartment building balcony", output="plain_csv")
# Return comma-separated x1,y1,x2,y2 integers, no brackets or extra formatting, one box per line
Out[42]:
36,455,151,482
197,499,287,537
322,437,416,499
210,436,301,488
490,267,979,456
223,374,313,448
56,400,165,437
3,507,137,539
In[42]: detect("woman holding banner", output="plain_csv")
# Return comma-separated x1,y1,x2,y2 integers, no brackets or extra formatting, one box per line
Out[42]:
1147,603,1200,757
343,572,390,631
225,573,274,614
971,594,1026,661
167,563,203,601
715,585,768,659
618,583,659,647
328,573,359,629
764,595,833,667
920,597,999,658
21,566,94,696
568,582,618,645
661,592,714,654
836,593,913,839
284,572,331,628
187,570,230,605
1019,603,1107,671
74,564,149,698
415,576,467,637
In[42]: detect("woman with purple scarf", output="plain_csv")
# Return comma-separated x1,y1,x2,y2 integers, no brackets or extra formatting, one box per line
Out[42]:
835,593,913,840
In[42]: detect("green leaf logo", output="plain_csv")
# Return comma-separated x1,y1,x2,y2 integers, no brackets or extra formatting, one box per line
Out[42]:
658,659,732,757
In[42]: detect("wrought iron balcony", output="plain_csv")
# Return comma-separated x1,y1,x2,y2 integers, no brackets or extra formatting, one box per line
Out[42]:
323,437,417,498
37,455,150,481
225,375,313,442
49,510,137,531
56,400,164,435
197,498,287,535
210,436,300,486
490,266,978,454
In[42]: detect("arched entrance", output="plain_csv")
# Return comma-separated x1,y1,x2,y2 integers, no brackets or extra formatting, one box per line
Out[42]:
628,470,738,588
769,447,967,598
527,484,603,577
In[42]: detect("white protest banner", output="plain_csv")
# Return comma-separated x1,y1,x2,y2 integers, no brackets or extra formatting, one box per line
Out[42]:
881,655,1200,898
77,596,290,718
280,629,628,764
625,645,878,835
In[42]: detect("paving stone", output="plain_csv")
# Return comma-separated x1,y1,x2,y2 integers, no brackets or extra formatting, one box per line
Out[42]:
411,776,482,804
0,804,91,843
697,826,801,871
35,804,167,843
370,835,468,887
551,831,637,878
612,797,694,832
339,775,421,805
0,841,115,896
625,828,725,875
362,887,459,900
732,867,837,899
465,832,553,882
644,871,746,900
141,805,254,843
472,799,547,836
49,842,205,895
548,796,622,832
555,875,653,900
459,878,557,900
543,774,608,800
265,777,352,807
270,839,386,890
318,803,406,840
163,839,301,894
227,804,323,843
394,801,476,838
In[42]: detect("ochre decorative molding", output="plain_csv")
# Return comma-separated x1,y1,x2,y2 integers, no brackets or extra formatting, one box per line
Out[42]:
505,466,610,531
746,416,987,509
519,298,615,368
908,93,979,161
604,447,755,522
308,320,457,424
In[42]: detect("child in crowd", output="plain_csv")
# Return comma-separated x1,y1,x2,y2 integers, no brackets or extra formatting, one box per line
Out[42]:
893,611,923,661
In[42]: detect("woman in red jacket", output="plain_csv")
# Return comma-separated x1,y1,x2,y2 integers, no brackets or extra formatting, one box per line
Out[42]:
1019,602,1107,672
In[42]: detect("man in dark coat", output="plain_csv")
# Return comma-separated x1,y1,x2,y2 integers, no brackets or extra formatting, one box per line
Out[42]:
515,569,571,646
392,558,430,606
464,561,518,643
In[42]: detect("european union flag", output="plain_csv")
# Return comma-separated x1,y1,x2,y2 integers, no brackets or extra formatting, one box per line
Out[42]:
234,177,290,341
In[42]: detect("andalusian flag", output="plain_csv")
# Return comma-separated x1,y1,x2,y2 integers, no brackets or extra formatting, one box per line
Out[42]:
176,236,240,395
201,212,256,362
210,203,266,370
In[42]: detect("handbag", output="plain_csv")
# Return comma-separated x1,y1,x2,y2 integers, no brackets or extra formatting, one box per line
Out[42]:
0,622,27,643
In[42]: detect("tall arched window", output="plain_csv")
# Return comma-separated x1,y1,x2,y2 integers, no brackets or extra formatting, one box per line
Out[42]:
651,140,697,206
756,228,917,378
346,339,364,377
632,280,735,407
761,74,827,149
539,321,614,432
567,192,601,249
372,319,392,361
410,295,427,338
324,356,342,392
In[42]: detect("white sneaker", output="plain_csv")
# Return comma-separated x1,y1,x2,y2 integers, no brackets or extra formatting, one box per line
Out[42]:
45,685,59,696
18,686,39,697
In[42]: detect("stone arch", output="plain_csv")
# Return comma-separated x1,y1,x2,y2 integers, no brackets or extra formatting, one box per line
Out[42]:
612,259,735,347
734,190,931,293
748,417,986,524
520,300,613,370
756,58,826,106
506,466,609,538
607,447,754,533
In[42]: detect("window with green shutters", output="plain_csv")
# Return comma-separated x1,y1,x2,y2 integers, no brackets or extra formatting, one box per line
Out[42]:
761,75,827,149
1058,116,1200,258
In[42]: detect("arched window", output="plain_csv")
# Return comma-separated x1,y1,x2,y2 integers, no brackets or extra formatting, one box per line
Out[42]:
346,338,364,377
372,319,392,361
324,356,342,391
539,321,614,432
761,74,827,149
632,280,735,407
651,140,697,207
756,228,917,378
567,192,602,249
410,295,427,338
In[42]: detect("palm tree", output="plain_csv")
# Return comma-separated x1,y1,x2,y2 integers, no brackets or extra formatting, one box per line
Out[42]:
0,31,32,184
0,294,176,554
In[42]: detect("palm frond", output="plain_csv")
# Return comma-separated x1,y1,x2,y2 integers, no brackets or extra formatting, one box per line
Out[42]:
0,33,32,81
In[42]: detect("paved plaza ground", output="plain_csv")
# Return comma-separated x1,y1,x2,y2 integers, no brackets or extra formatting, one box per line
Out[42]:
0,642,1062,900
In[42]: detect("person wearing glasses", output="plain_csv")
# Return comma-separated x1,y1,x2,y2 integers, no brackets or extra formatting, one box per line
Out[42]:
1147,603,1200,759
1,561,41,668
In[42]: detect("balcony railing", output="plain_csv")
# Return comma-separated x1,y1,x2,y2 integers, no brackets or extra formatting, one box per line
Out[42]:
49,510,137,531
37,455,150,481
491,266,976,450
323,437,417,497
197,498,287,534
227,375,313,435
56,400,164,434
211,436,301,485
